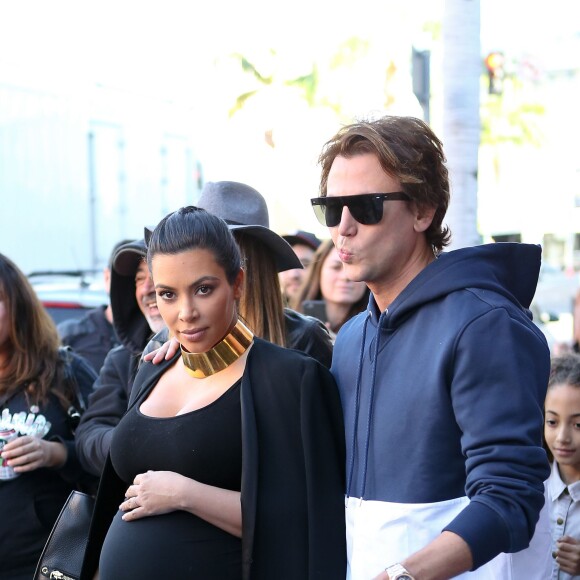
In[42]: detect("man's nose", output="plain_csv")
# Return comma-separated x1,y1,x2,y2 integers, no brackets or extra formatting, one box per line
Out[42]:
337,205,357,237
143,274,155,293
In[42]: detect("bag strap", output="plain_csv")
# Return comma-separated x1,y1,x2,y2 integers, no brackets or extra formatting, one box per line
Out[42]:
58,346,87,435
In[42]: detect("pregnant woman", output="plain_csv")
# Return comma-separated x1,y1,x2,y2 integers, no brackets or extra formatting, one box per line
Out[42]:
81,206,346,579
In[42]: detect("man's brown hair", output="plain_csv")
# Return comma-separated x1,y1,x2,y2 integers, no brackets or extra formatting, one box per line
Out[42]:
318,115,451,253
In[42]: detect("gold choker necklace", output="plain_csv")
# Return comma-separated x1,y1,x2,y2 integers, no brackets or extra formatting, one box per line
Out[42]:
180,318,254,379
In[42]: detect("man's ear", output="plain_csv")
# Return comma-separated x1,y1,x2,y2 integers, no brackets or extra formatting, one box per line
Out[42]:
414,205,436,233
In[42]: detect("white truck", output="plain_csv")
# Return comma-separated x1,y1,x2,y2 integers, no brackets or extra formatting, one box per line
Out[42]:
0,74,203,273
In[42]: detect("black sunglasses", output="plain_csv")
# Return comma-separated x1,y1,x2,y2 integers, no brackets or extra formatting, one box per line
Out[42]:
311,192,411,227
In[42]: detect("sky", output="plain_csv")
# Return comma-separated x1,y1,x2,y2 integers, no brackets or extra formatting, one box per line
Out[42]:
1,0,579,236
2,0,578,84
0,0,441,95
3,1,577,149
481,0,580,60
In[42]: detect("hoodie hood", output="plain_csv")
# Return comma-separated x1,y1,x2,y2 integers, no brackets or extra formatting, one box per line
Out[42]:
110,239,153,355
369,242,541,329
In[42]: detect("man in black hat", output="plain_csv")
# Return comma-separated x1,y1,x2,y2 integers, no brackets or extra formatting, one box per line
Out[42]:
279,230,322,304
75,239,166,476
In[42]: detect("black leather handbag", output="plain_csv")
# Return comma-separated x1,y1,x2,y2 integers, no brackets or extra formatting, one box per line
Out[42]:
34,490,95,580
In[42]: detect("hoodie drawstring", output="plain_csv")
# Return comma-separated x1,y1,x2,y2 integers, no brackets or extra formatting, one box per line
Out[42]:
359,311,383,501
346,311,371,502
345,310,371,503
345,309,385,505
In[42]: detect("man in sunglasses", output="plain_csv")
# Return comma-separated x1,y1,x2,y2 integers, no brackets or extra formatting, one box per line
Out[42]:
312,116,551,580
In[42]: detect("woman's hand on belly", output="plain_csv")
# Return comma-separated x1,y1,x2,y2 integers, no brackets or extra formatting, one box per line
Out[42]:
121,470,242,538
121,470,190,521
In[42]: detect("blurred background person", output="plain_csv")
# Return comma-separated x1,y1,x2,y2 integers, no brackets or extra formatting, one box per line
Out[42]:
292,239,370,337
279,230,321,304
57,239,133,373
0,253,96,580
75,239,166,477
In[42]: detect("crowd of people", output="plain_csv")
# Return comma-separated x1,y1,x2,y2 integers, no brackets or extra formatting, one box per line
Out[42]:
0,114,577,580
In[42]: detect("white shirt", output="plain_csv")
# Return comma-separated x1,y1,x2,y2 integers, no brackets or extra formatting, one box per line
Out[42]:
546,461,580,579
345,494,551,579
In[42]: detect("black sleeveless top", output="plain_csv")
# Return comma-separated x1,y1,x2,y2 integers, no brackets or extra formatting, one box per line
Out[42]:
99,379,243,579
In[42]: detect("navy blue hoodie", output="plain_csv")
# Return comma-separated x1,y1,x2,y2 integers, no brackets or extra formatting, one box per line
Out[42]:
332,243,551,572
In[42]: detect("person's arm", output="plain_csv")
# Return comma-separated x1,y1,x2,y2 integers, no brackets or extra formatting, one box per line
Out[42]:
374,532,473,580
382,308,550,579
120,470,242,537
75,347,130,475
436,309,549,571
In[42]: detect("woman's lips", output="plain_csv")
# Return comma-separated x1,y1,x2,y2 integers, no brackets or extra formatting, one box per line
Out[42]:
179,328,207,342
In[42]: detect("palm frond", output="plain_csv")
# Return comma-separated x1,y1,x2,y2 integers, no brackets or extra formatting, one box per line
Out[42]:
284,66,319,105
228,90,259,118
231,53,272,85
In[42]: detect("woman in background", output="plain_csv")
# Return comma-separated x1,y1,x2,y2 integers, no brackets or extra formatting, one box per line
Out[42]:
0,253,96,580
292,238,369,337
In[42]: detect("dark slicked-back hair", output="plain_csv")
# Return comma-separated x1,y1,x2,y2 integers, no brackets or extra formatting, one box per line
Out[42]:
318,115,451,253
147,206,241,285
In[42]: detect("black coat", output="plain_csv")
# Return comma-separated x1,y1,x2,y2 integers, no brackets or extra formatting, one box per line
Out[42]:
81,338,346,579
283,307,333,368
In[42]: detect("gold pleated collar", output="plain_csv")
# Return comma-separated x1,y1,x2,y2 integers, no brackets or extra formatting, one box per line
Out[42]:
180,318,254,379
